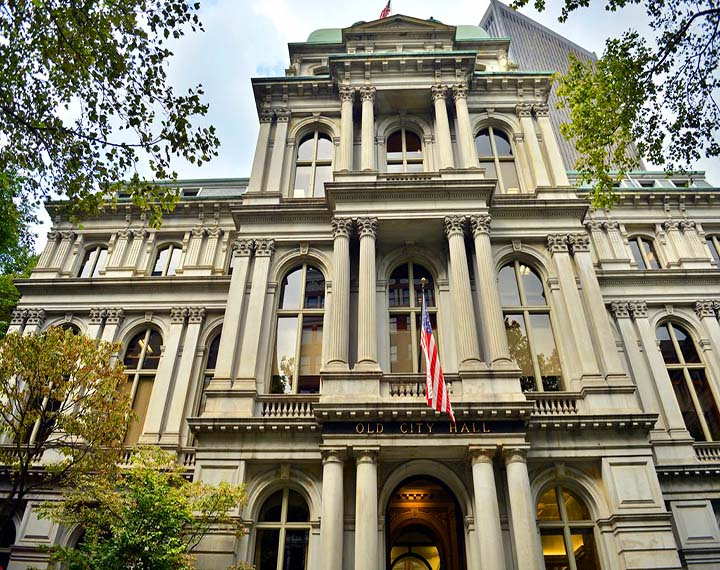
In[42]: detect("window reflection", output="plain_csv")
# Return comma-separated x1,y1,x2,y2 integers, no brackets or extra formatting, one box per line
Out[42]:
254,489,311,570
122,329,163,445
294,131,333,198
475,126,520,193
386,129,424,173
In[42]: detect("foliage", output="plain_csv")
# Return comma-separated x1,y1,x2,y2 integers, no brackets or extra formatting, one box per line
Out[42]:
511,0,720,207
0,328,130,527
0,0,219,233
42,447,247,570
0,250,37,338
0,173,36,269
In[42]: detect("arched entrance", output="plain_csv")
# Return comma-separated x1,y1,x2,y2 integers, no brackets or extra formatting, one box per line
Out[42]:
386,476,466,570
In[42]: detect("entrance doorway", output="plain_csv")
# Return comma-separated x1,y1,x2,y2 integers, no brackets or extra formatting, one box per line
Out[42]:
386,476,466,570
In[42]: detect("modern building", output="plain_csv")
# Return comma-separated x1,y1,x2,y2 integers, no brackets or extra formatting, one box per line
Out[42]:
3,11,720,570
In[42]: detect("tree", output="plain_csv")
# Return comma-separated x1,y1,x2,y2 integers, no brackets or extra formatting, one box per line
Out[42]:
0,0,220,254
0,249,37,339
41,446,248,570
0,328,130,528
512,0,720,207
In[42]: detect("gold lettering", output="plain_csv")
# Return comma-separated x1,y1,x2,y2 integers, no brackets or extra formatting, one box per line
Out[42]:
461,423,470,433
482,422,490,433
426,423,433,434
367,423,375,434
376,423,384,434
416,422,423,434
471,422,477,433
400,423,408,434
355,423,364,434
449,423,458,434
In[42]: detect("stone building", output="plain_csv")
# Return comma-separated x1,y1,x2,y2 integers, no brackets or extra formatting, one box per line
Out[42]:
3,12,720,570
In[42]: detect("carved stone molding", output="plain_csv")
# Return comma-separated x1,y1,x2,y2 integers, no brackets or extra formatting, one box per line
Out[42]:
207,226,222,238
584,220,603,231
259,108,274,123
452,83,468,101
170,307,188,324
514,104,533,118
359,85,376,103
695,300,718,319
602,220,619,231
46,231,60,242
568,233,591,253
503,447,528,465
444,215,466,239
187,307,206,324
275,107,291,122
232,238,254,257
469,214,492,237
338,86,355,103
354,448,379,463
680,220,697,232
546,234,569,254
25,308,46,326
321,448,346,465
89,308,107,324
191,226,206,238
254,238,276,258
533,104,550,117
116,228,132,240
331,217,353,239
610,301,631,319
663,219,680,232
469,447,497,465
60,230,77,241
629,301,648,320
131,228,148,240
10,309,26,326
431,84,449,102
105,309,125,325
355,217,378,239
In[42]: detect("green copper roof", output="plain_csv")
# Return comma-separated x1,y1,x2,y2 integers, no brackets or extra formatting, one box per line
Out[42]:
306,28,342,44
455,24,490,40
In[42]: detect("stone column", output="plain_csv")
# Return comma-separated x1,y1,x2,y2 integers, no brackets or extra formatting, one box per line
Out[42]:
354,449,379,570
355,217,380,371
547,234,600,378
23,309,45,334
141,307,186,442
533,104,569,186
663,219,686,264
51,231,76,271
338,86,355,172
107,229,130,269
86,308,107,340
452,83,478,169
266,108,290,193
515,105,550,187
35,231,59,269
163,307,205,444
124,229,147,271
7,309,27,335
184,226,205,268
445,216,482,371
504,448,542,570
360,86,376,171
324,218,353,371
101,309,124,345
603,220,630,261
584,220,612,261
214,239,254,384
202,227,222,268
682,220,707,259
246,109,274,193
470,448,506,570
469,214,512,368
320,449,345,570
695,301,720,390
432,85,455,169
568,233,625,376
237,239,275,384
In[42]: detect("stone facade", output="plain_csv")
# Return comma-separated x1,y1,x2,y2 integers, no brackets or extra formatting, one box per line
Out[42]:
4,13,720,570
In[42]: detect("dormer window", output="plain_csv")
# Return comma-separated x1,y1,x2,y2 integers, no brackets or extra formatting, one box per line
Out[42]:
294,130,333,198
386,129,423,173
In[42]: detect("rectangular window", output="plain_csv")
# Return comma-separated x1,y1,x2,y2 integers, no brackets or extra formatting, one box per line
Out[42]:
271,317,298,394
389,315,413,373
669,369,705,441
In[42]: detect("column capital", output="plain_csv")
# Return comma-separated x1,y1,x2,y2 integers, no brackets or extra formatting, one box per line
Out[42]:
680,219,697,232
609,301,631,319
259,108,274,123
321,448,346,465
502,446,529,465
89,307,107,324
452,83,468,101
431,84,449,102
331,217,354,239
46,230,60,242
602,220,619,231
131,228,148,240
207,226,222,238
546,233,569,254
275,107,291,122
116,228,132,240
60,230,77,241
355,217,378,239
533,104,550,117
191,226,206,238
584,220,604,231
469,214,492,237
515,104,533,118
170,307,188,324
695,300,718,319
187,307,206,324
232,238,255,257
10,308,26,326
338,85,355,103
628,301,648,320
469,446,497,465
105,308,125,326
254,238,276,258
444,215,466,239
359,85,376,103
663,219,680,231
353,447,379,463
568,233,591,254
25,308,45,326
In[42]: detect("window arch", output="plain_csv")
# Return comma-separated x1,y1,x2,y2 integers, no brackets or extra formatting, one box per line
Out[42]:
293,130,333,198
122,328,162,445
386,128,423,173
198,333,221,414
271,264,325,394
705,234,720,264
475,126,520,193
0,519,15,570
152,244,182,276
499,260,562,392
656,322,720,441
628,236,660,269
537,485,601,570
78,245,108,278
388,263,436,373
253,488,311,570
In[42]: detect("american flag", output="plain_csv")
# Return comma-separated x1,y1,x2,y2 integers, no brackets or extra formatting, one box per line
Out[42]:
420,292,455,423
379,1,391,19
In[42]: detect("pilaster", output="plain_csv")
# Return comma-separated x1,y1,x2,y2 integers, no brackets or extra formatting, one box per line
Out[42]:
452,83,478,169
533,104,569,186
515,104,550,187
338,86,355,171
247,108,274,193
324,218,353,372
360,86,376,171
355,217,380,371
266,108,290,193
432,85,454,169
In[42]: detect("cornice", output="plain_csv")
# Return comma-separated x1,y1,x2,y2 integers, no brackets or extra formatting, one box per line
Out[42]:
598,269,720,288
527,412,658,432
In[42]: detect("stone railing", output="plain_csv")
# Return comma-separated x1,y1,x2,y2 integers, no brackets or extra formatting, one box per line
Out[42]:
258,396,318,418
695,443,720,462
525,393,580,416
383,375,455,398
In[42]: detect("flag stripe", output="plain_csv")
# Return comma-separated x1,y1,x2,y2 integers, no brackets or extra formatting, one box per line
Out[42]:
420,293,455,423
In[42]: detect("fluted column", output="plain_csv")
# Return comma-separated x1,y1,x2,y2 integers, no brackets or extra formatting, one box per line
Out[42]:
107,229,130,269
338,86,355,171
354,449,379,570
469,215,512,367
533,104,569,186
266,108,290,193
51,231,76,270
695,301,720,392
202,227,222,267
604,220,631,261
214,239,254,384
504,448,542,570
432,85,455,169
355,217,380,371
35,231,59,269
320,449,345,570
682,220,708,259
445,216,482,371
247,109,274,193
324,218,353,371
515,105,550,187
360,86,376,171
125,229,147,272
470,448,505,570
453,84,478,169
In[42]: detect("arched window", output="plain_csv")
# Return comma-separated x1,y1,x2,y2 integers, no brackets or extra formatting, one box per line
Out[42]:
122,329,162,445
254,488,311,570
294,130,333,198
475,127,520,193
628,236,660,269
388,263,436,373
78,245,108,278
152,244,182,276
656,322,720,441
271,264,325,394
499,261,562,392
198,334,221,414
537,485,600,570
0,519,15,570
386,129,423,173
706,235,720,264
59,323,81,334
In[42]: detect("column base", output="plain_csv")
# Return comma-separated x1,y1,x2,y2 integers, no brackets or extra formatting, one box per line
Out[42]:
490,357,517,371
321,360,350,373
458,358,485,373
353,360,382,373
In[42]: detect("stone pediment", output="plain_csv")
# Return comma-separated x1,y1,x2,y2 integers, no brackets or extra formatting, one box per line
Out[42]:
343,14,455,37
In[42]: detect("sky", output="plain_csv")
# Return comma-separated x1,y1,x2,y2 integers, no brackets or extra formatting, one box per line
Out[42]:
32,0,720,250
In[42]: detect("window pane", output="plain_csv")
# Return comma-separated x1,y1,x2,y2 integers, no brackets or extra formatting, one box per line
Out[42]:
537,488,560,520
387,130,403,156
282,529,309,570
206,335,221,370
125,375,153,446
500,161,520,193
629,240,647,269
123,332,145,369
93,248,108,277
294,165,313,198
673,325,700,363
562,489,591,520
286,490,310,522
498,265,521,306
387,162,404,173
255,528,280,570
271,317,298,394
656,325,680,364
166,246,182,276
389,315,413,373
298,316,322,394
304,266,325,308
152,247,169,276
404,131,422,158
405,161,423,173
541,529,569,570
641,239,660,269
80,248,99,278
475,130,492,156
297,135,315,161
493,130,513,156
530,314,561,391
690,369,720,440
280,269,303,309
313,165,332,197
259,491,284,522
707,238,720,264
519,265,546,305
479,160,497,180
316,134,333,160
571,529,600,570
412,264,434,307
415,312,438,373
142,331,163,370
504,314,535,389
669,369,705,441
389,264,410,307
199,373,212,414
